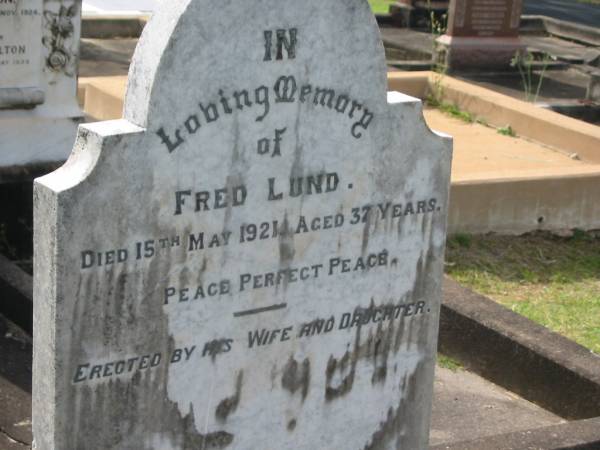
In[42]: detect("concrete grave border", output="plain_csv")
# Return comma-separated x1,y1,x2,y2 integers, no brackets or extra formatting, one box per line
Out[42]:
387,72,600,164
81,15,149,39
431,416,600,450
388,71,600,235
440,277,600,420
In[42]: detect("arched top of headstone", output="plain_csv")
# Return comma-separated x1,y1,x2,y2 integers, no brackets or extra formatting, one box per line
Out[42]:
124,0,387,128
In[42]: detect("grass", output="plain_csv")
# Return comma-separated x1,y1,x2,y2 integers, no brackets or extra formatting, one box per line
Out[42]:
497,125,516,137
445,231,600,354
437,102,475,123
426,97,478,124
369,0,396,14
438,353,463,371
427,99,518,134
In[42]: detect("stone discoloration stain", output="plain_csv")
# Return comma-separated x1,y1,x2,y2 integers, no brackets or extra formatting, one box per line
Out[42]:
326,282,435,403
363,361,429,450
281,356,311,401
287,418,297,432
277,214,296,292
63,210,227,449
215,371,244,422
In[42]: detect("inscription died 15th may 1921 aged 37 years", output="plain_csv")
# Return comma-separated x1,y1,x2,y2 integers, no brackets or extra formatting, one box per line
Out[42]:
33,0,452,449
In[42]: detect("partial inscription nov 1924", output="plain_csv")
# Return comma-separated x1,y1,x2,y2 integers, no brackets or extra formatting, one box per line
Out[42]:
33,0,452,449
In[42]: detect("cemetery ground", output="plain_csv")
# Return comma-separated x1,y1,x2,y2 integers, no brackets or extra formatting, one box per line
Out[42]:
446,231,600,354
2,3,600,449
370,0,397,14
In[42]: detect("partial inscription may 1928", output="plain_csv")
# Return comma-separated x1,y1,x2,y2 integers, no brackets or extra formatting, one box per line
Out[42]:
34,1,452,449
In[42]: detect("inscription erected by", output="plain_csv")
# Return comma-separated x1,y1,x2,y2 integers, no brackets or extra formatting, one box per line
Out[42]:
34,1,452,449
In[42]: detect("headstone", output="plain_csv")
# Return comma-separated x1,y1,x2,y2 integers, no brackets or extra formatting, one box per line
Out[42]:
436,0,525,70
0,0,82,177
33,0,452,449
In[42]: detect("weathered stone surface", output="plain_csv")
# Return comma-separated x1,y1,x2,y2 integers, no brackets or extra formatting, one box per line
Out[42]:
34,0,452,449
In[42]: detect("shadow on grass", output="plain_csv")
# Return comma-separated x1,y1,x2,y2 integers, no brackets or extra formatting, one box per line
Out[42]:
445,231,600,353
446,231,600,284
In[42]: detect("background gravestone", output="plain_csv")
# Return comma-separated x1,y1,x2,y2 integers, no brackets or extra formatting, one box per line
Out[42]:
0,0,45,107
0,0,83,177
34,0,452,449
436,0,525,70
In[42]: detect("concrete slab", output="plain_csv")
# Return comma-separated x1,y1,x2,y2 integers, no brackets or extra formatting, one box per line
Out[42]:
423,109,594,182
523,0,600,29
379,26,434,60
430,367,565,446
458,68,589,104
432,417,600,450
80,39,138,78
522,36,600,65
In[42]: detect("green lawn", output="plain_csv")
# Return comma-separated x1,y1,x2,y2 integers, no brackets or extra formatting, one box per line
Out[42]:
445,231,600,354
369,0,396,14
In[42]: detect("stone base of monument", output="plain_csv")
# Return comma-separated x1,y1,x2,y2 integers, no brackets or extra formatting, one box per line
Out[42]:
435,35,526,72
0,115,82,180
0,0,84,182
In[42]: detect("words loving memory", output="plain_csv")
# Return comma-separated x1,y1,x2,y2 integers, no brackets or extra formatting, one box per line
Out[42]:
155,74,375,153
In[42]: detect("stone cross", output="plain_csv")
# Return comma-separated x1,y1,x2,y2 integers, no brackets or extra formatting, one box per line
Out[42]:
34,0,452,448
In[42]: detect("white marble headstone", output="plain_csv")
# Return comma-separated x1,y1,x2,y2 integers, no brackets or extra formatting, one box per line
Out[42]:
34,0,452,449
0,0,82,170
0,0,44,105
